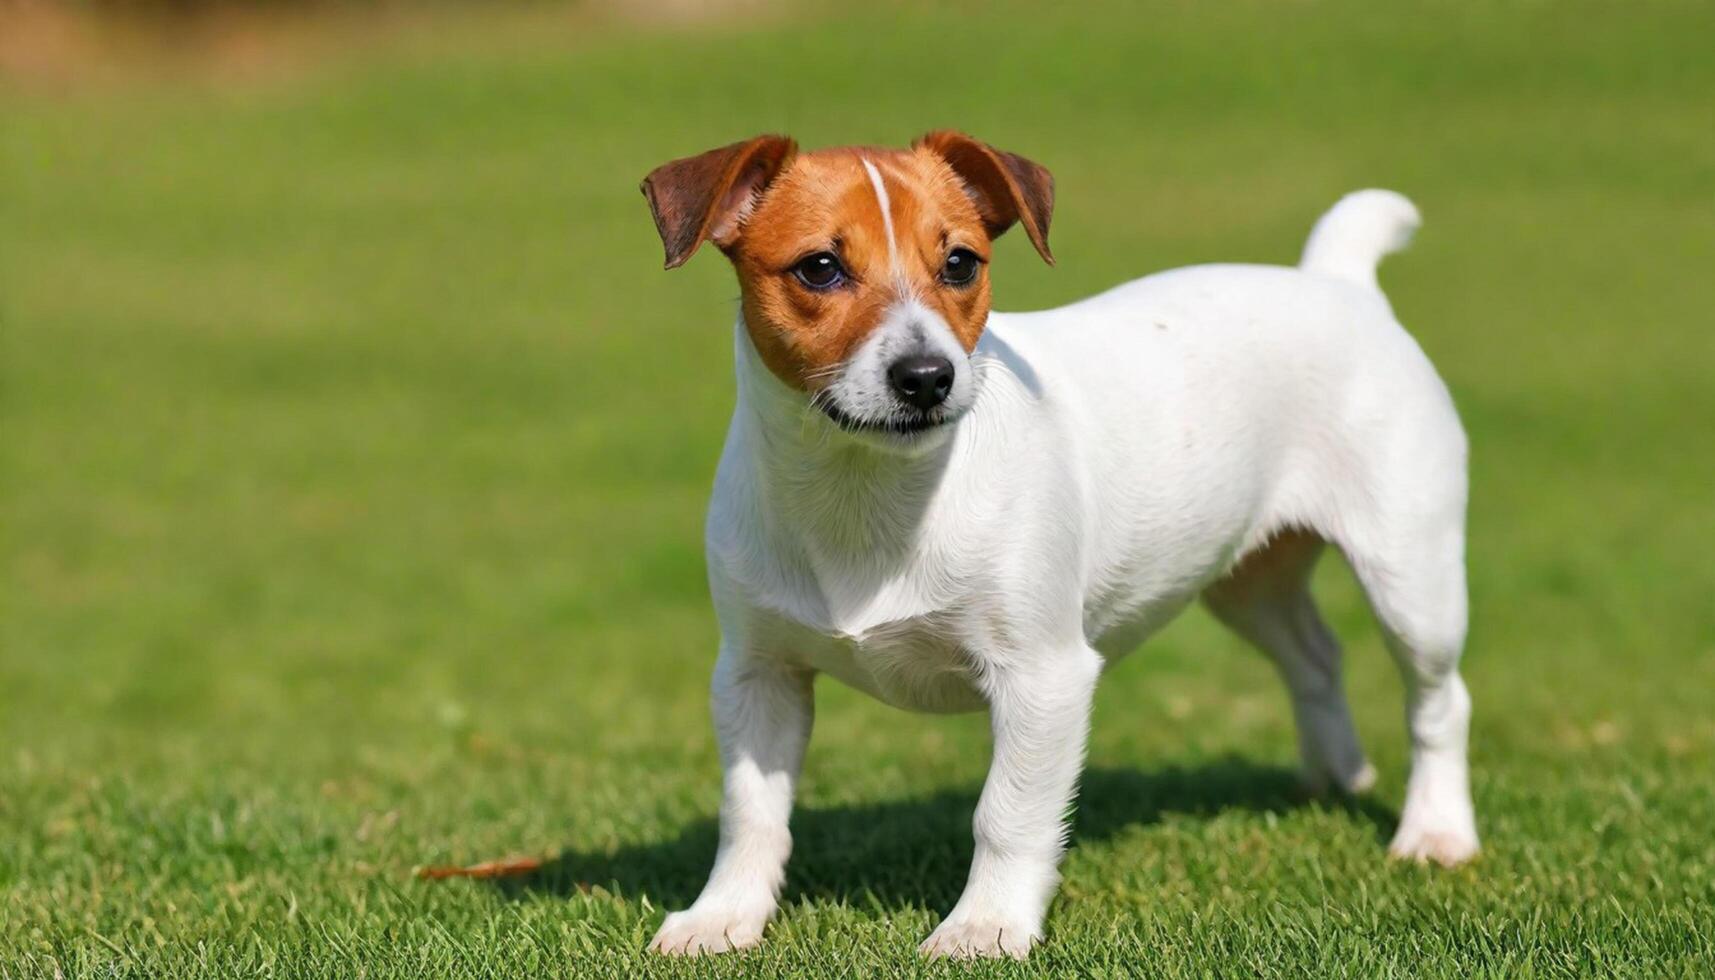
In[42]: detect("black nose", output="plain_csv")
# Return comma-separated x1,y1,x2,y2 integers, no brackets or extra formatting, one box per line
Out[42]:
886,355,955,411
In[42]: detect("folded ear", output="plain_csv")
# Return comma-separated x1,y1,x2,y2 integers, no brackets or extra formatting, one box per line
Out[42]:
640,135,798,269
915,130,1054,265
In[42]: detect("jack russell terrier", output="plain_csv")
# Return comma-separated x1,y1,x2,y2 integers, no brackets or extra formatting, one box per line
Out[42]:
637,132,1477,959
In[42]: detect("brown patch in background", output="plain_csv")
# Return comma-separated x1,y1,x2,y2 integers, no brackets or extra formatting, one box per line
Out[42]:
0,0,784,92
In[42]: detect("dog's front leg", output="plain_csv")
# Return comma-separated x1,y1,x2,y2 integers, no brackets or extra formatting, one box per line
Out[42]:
921,644,1103,960
649,651,813,956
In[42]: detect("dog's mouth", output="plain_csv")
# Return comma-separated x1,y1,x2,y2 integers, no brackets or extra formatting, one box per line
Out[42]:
816,399,951,436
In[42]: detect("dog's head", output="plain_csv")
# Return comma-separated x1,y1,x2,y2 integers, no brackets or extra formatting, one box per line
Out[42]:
641,132,1053,445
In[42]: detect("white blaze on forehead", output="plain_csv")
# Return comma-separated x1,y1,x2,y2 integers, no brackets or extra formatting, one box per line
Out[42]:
860,158,900,273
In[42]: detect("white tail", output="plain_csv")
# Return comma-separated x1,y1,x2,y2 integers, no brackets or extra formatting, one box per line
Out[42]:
1299,189,1421,290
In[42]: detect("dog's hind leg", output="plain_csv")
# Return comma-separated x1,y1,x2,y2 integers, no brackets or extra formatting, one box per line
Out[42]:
1330,405,1478,866
1204,529,1376,795
1344,504,1479,867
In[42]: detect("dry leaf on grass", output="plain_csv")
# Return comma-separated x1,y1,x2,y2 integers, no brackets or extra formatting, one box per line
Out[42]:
415,855,545,880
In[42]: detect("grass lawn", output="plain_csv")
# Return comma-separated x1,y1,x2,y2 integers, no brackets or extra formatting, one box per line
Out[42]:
3,1,1713,975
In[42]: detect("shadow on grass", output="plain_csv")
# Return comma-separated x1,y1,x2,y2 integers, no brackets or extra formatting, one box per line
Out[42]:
491,758,1397,910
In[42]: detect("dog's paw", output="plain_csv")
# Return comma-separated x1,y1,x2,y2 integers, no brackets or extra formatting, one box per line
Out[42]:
1300,759,1378,798
1388,818,1479,867
647,906,768,956
919,915,1039,960
1388,770,1479,867
1341,761,1380,795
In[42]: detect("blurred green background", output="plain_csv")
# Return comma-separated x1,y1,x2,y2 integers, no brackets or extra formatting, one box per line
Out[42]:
3,1,1713,976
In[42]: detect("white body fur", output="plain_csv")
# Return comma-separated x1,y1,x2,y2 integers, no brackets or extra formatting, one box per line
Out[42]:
652,190,1478,958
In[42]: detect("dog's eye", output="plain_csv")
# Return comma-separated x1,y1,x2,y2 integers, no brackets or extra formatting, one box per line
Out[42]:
940,247,982,287
792,252,847,290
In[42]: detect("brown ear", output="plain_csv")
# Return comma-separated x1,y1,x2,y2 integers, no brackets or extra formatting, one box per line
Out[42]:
640,135,798,269
915,130,1054,265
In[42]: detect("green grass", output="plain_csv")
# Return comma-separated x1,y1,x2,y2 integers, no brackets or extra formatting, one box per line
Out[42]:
4,1,1714,975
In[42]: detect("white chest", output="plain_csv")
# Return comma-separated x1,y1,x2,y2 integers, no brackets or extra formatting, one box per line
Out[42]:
753,609,989,714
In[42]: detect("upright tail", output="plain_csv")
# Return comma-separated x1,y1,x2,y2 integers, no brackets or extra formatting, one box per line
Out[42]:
1299,189,1421,290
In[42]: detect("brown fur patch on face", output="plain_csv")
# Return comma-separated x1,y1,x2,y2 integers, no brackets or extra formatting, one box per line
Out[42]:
726,146,995,391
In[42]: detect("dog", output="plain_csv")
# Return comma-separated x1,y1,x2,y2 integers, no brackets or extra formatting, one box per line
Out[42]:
636,132,1477,959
